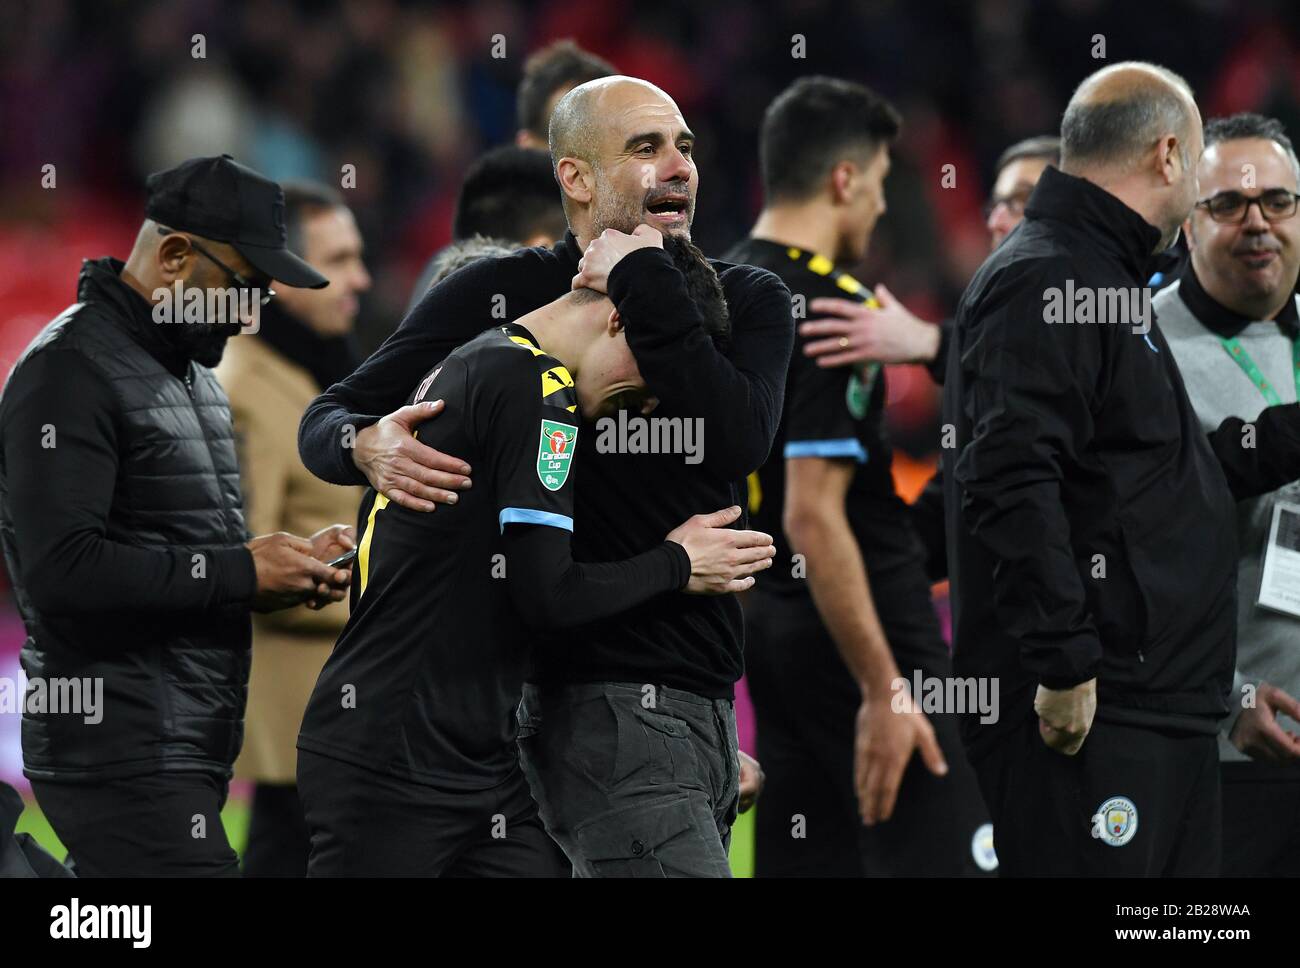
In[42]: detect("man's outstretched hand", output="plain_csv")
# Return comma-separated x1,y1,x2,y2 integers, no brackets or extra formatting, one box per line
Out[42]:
665,505,775,594
351,400,473,511
801,285,941,368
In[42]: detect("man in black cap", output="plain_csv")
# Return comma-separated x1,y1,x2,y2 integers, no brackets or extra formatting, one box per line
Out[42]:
0,154,354,877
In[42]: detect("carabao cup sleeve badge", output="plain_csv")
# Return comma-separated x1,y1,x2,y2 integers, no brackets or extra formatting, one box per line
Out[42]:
537,419,578,491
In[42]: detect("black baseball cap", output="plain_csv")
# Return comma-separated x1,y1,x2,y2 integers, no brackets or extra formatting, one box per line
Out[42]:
144,154,329,289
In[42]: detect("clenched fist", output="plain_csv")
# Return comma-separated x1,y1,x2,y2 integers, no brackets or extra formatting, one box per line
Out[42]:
1034,678,1097,755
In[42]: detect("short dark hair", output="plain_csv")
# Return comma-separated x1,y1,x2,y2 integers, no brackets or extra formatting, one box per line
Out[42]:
1060,64,1194,171
569,238,728,344
279,180,344,255
665,236,730,348
760,76,901,204
453,146,566,243
516,40,616,141
1204,112,1300,177
994,136,1061,177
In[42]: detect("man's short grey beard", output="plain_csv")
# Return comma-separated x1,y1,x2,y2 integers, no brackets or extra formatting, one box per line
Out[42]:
591,168,693,239
591,197,645,236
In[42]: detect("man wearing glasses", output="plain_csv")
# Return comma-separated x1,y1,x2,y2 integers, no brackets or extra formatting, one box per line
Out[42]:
984,136,1063,250
1155,113,1300,875
0,155,355,875
152,222,278,327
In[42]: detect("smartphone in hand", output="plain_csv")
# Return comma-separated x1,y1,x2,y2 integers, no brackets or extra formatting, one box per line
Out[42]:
327,549,358,569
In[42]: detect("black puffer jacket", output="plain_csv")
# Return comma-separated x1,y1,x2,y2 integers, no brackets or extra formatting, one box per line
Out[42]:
0,258,258,782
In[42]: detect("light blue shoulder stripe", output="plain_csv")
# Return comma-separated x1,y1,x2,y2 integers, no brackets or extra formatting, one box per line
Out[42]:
498,507,574,533
784,439,868,463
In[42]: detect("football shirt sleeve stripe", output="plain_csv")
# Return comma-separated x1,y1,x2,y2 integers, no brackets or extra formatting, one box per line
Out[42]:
498,507,575,533
784,438,868,462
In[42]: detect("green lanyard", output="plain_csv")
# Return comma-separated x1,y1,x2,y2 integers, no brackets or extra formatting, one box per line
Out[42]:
1218,334,1300,406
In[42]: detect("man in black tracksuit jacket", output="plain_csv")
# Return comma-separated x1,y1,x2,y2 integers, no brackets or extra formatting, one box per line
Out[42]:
944,64,1300,875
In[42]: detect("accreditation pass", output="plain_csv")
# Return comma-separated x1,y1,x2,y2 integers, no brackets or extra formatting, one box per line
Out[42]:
1258,500,1300,617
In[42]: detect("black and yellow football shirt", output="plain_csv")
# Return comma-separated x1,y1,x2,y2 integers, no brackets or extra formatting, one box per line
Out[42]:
298,322,687,790
724,238,928,596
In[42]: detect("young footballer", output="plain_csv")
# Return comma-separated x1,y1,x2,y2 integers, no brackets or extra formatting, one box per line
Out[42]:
296,238,774,876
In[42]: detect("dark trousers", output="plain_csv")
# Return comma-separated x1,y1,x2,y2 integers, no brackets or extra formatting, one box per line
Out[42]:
31,771,240,877
242,782,310,878
973,715,1221,876
1221,760,1300,875
297,749,569,877
518,682,740,878
745,588,993,876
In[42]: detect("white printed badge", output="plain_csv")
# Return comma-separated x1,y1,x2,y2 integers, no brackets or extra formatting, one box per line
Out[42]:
1257,500,1300,618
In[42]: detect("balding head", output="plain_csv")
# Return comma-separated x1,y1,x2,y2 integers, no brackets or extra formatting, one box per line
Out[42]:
1059,62,1202,251
549,76,675,169
548,78,601,173
1061,62,1197,174
548,76,698,243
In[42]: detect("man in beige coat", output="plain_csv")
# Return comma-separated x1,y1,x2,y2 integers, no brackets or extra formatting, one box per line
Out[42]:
216,181,370,876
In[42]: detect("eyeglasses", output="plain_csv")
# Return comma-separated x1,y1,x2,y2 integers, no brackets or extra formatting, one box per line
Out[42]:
984,191,1032,221
1195,189,1300,224
156,226,276,305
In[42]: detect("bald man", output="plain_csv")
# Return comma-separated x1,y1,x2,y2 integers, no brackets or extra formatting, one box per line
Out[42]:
299,76,793,877
943,63,1300,876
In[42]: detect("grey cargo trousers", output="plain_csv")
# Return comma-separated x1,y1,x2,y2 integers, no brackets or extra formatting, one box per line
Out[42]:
518,681,740,877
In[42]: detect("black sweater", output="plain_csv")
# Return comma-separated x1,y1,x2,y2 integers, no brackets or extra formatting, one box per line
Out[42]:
298,233,793,697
